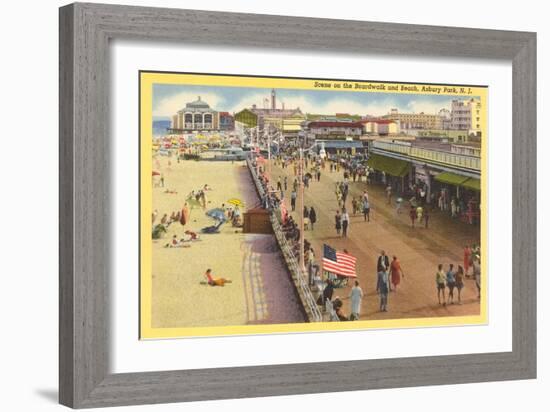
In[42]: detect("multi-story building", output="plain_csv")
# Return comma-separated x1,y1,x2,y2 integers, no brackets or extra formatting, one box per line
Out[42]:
450,98,482,134
234,89,305,136
383,108,444,130
438,108,452,129
169,96,219,132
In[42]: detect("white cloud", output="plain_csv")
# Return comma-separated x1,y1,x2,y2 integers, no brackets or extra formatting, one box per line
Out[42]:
153,88,452,118
270,96,399,117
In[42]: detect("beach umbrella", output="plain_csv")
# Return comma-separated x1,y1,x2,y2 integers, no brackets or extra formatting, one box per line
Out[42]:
206,208,227,222
227,198,243,207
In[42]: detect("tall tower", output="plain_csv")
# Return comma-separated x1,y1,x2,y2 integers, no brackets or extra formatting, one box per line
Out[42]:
271,89,276,110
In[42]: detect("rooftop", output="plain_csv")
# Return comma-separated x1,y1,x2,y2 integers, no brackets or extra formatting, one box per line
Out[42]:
185,96,211,110
308,121,364,128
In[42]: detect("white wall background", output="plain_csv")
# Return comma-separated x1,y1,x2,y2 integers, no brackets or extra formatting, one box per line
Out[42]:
0,0,545,411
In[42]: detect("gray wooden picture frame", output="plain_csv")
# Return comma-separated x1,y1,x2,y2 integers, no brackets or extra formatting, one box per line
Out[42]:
59,2,537,409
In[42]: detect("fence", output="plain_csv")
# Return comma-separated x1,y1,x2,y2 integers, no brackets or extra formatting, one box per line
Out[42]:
270,215,323,322
373,140,481,171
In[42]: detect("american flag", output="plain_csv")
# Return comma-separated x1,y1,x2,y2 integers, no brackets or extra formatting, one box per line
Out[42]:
322,244,357,277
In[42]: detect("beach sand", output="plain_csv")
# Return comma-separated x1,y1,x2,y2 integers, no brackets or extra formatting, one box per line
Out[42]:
150,156,306,330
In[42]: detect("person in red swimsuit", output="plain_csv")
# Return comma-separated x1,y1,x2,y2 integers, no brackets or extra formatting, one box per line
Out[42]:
204,269,232,287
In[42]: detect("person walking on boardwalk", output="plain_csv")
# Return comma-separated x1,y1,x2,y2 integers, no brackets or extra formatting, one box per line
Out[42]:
416,205,423,222
307,247,319,286
352,197,358,216
341,208,350,237
409,205,417,228
336,190,343,208
342,185,348,204
473,256,481,299
290,189,297,211
276,177,282,192
377,250,390,273
376,268,389,312
284,176,288,191
455,265,465,304
463,245,472,277
362,198,370,222
436,264,447,305
335,210,342,235
396,197,403,214
385,184,392,204
390,255,404,292
446,264,456,304
303,206,309,220
423,207,430,228
309,206,317,230
322,279,334,305
348,280,364,320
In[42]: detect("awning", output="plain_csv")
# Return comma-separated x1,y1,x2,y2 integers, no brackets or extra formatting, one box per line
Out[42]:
435,171,469,186
461,177,481,191
367,154,410,177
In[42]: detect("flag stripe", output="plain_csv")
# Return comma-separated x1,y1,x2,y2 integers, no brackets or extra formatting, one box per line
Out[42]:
322,243,357,277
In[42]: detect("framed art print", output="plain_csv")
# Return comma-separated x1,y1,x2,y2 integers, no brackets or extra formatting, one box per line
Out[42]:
59,3,536,408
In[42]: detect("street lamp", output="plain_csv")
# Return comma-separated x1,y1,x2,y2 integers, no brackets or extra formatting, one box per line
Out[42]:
297,140,317,273
267,128,272,178
298,147,305,271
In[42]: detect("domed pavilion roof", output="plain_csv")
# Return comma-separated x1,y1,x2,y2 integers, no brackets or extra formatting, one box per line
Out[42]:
185,96,210,109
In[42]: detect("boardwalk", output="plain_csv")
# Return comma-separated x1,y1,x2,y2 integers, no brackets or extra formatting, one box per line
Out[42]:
270,159,481,321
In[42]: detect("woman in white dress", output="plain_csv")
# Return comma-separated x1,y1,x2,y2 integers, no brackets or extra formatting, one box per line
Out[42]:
349,280,364,321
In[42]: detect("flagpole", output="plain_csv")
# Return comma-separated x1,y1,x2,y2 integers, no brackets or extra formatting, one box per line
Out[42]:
267,129,272,178
255,126,260,176
299,146,305,272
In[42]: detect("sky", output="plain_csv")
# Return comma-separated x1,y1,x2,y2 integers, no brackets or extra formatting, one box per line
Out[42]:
152,82,472,121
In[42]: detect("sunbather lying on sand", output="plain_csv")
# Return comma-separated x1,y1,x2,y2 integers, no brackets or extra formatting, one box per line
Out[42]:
201,269,232,286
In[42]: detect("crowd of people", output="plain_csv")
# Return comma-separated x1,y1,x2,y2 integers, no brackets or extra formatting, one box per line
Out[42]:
249,146,483,321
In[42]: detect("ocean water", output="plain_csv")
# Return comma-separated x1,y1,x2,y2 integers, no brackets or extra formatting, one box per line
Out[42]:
153,119,171,137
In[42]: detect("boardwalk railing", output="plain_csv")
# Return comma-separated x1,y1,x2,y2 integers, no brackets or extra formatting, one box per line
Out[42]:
373,140,481,171
246,156,266,201
246,155,323,322
270,215,323,322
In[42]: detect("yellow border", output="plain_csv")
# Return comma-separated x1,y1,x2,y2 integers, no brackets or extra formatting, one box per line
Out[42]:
140,72,488,339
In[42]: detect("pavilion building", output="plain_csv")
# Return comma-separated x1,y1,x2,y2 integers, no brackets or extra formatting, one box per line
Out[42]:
169,96,219,132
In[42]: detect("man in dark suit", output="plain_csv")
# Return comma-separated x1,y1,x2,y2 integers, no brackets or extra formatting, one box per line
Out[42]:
377,250,390,289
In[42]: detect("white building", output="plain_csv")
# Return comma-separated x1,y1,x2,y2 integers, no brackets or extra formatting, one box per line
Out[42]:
171,96,219,131
361,119,400,135
306,121,363,139
450,98,482,133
